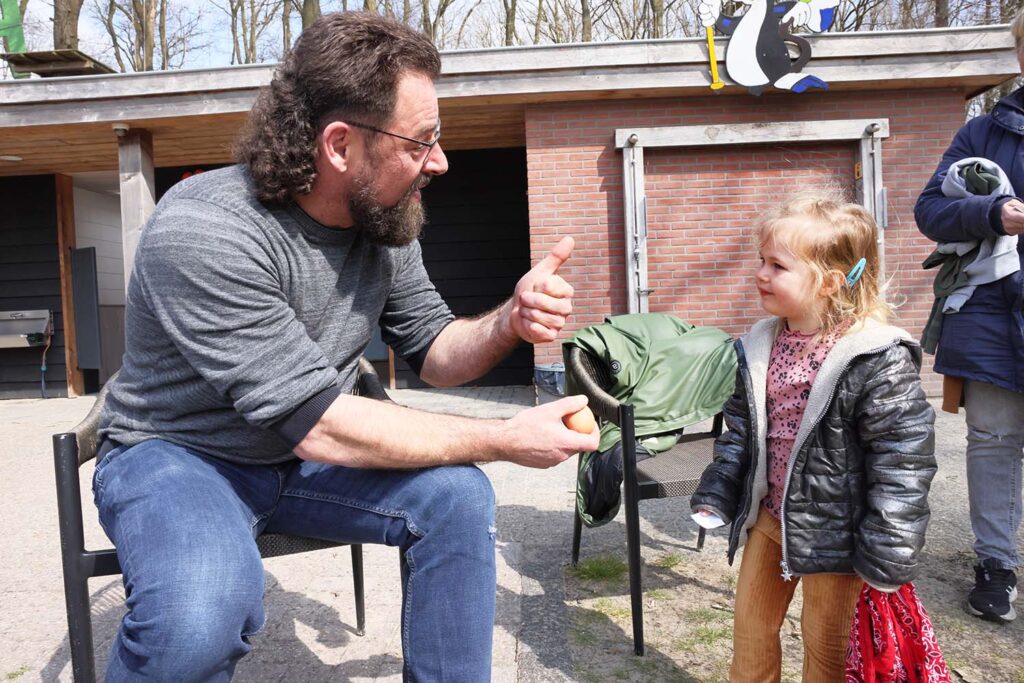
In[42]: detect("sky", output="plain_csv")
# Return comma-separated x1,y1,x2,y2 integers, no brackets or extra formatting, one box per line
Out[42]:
20,0,294,70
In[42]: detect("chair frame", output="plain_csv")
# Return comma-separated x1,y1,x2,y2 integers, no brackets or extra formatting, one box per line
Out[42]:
54,358,388,682
566,346,723,656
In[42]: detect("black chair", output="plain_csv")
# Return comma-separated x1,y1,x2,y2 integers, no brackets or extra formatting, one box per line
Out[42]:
566,345,723,656
54,358,389,682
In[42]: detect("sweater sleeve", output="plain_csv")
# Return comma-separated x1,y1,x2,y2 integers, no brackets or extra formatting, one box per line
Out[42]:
133,198,340,428
378,239,455,374
914,118,1017,243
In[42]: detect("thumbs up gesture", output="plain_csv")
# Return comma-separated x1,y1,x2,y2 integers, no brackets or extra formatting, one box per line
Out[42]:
508,236,575,344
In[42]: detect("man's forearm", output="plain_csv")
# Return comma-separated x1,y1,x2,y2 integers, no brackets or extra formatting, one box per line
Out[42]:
294,389,600,470
419,299,521,387
296,392,506,467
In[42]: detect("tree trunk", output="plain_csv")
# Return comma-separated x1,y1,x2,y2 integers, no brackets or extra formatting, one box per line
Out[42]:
282,0,292,53
145,0,157,70
581,0,591,41
421,0,432,37
533,0,543,43
301,0,320,28
53,0,85,50
503,0,516,44
650,0,663,38
934,0,948,27
159,0,168,68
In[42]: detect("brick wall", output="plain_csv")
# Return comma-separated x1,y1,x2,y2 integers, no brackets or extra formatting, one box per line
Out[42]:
525,89,971,395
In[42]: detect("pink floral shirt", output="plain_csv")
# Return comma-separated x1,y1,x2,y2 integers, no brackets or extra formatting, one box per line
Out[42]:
762,324,844,519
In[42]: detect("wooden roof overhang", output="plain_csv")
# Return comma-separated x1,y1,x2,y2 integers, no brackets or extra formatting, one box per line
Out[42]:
0,24,1016,177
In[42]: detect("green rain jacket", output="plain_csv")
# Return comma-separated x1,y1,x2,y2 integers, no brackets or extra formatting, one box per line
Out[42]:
563,314,737,526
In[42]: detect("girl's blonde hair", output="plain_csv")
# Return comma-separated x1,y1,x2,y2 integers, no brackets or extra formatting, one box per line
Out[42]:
1012,7,1024,47
758,191,892,335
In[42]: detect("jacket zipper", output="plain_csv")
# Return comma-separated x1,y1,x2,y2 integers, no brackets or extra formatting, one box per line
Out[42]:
777,341,899,581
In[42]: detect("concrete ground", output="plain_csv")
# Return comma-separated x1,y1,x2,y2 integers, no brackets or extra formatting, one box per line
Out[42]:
0,387,1021,682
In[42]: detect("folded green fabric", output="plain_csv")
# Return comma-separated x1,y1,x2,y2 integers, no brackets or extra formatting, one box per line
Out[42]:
960,161,1002,196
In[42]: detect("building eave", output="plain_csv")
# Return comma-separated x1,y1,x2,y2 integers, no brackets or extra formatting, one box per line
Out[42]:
0,24,1013,128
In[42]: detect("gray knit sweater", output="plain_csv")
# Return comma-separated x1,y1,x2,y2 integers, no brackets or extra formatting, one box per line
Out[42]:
99,165,453,464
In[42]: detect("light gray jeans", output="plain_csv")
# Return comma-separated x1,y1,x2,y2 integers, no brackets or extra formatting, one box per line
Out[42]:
964,380,1024,569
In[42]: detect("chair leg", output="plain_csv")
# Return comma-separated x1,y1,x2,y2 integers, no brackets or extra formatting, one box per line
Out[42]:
54,435,98,683
619,405,645,656
571,507,583,566
65,571,98,683
697,527,706,552
351,545,366,636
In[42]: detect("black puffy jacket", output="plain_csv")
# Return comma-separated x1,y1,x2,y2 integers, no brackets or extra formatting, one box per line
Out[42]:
691,318,936,589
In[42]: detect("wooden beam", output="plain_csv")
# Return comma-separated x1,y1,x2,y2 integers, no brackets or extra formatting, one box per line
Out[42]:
0,24,1009,107
0,26,1013,129
55,173,85,397
615,118,890,149
117,128,155,291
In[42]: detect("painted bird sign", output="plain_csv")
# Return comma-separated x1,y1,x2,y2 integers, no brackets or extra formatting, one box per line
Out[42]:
698,0,841,95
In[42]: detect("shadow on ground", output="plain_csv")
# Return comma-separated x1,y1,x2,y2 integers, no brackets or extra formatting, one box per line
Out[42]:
40,572,401,682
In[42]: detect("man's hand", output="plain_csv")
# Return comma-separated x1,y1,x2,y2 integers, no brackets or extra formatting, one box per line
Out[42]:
1001,198,1024,236
500,395,601,468
509,236,575,344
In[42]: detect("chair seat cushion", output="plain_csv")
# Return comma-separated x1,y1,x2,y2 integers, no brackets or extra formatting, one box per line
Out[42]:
635,436,716,499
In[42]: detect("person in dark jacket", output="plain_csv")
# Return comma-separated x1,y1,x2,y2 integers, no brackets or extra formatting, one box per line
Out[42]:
913,13,1024,623
692,193,936,682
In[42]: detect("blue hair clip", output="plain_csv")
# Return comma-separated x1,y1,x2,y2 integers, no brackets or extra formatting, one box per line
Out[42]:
846,257,867,287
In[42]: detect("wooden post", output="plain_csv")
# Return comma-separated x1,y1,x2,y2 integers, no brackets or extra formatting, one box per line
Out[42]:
116,127,155,291
55,174,85,397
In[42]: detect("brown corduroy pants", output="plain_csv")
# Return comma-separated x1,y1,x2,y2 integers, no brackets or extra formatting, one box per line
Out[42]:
729,508,863,683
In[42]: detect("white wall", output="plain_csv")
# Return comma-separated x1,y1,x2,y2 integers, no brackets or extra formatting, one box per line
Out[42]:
73,186,125,307
74,185,126,382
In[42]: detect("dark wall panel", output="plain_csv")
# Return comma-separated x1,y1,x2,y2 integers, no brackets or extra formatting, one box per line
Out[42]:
395,148,532,388
0,175,67,398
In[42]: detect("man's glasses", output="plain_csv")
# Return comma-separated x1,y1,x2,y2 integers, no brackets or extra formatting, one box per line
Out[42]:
347,120,442,156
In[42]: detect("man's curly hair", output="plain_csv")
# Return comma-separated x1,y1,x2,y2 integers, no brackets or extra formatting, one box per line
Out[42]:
235,12,441,203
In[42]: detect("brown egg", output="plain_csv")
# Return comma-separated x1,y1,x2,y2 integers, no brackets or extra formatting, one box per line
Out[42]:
563,406,596,434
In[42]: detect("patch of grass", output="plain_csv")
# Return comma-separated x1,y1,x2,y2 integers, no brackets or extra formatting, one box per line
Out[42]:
725,573,737,591
674,624,732,653
593,597,632,620
570,663,602,683
575,608,604,625
653,554,682,569
685,607,730,623
568,555,627,582
5,667,30,681
570,625,598,646
613,670,631,681
647,589,672,601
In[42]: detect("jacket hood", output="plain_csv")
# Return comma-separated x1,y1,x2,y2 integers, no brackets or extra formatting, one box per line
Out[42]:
991,85,1024,135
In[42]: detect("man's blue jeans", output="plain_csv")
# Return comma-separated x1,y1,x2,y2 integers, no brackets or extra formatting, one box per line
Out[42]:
964,380,1024,569
92,439,497,681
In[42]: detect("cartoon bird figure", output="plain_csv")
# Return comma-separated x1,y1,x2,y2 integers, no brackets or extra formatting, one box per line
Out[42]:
697,0,840,96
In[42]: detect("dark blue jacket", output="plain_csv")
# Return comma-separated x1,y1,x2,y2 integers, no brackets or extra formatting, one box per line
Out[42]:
914,87,1024,393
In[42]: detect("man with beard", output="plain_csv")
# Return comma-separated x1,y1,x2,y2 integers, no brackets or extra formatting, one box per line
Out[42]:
93,11,598,682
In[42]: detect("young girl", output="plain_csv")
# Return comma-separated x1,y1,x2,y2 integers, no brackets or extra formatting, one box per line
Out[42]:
691,193,937,682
